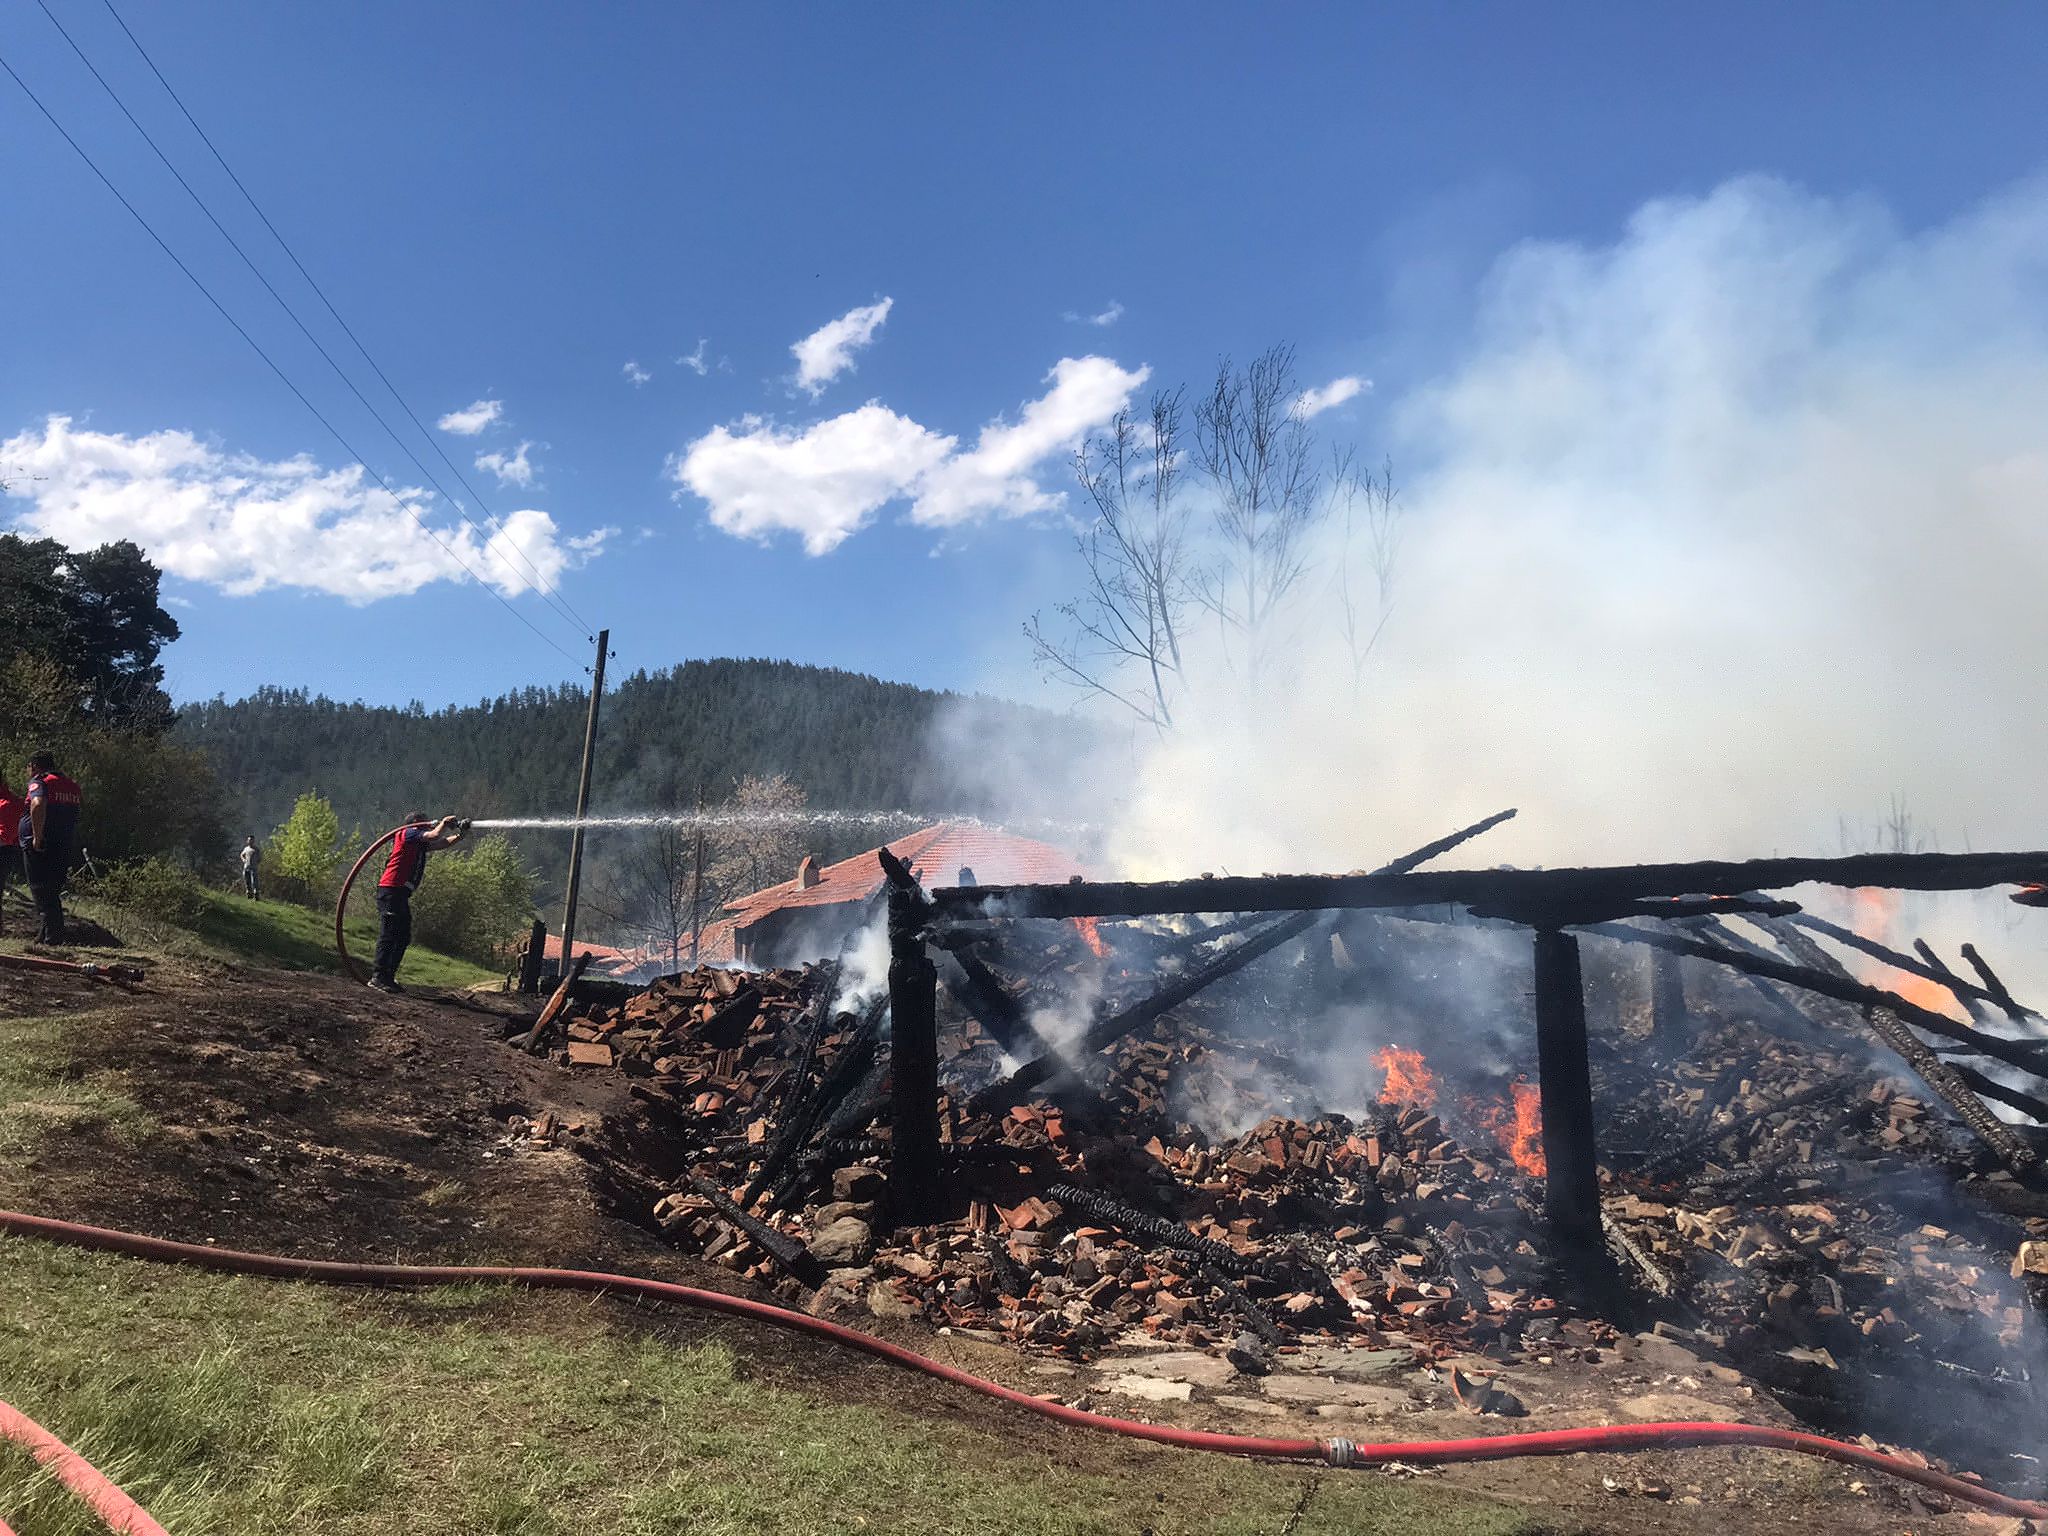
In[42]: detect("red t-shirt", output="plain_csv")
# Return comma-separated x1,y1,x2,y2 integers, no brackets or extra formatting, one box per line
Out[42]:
0,788,22,849
378,824,431,890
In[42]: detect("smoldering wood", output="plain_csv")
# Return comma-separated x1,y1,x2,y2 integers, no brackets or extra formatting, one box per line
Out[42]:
976,910,1322,1108
1604,1215,1675,1298
511,951,590,1053
931,848,2048,923
1634,1077,1859,1182
1859,1004,2039,1173
1650,946,1687,1052
1584,920,2048,1080
741,994,883,1211
516,917,547,995
1781,912,2022,1017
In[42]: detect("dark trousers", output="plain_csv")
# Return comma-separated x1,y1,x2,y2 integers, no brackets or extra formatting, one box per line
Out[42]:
373,886,412,981
0,845,21,933
243,865,260,898
24,843,67,944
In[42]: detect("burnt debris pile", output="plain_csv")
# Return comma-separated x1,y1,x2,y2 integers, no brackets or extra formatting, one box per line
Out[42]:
511,831,2048,1482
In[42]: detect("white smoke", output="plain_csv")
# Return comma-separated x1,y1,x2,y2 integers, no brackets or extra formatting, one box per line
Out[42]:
991,175,2048,880
933,171,2048,989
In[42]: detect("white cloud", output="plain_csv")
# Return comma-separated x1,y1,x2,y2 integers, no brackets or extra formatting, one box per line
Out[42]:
437,398,502,435
791,298,893,397
623,360,652,387
678,339,712,376
475,440,536,488
2,416,602,603
673,405,953,556
671,354,1147,554
1290,374,1368,419
1063,300,1124,327
908,356,1150,527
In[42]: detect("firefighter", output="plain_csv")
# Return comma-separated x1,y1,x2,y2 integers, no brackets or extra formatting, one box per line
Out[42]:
0,777,24,937
369,811,465,994
21,751,83,945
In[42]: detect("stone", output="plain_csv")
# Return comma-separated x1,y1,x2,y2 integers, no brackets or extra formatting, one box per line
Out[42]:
810,1200,874,1226
1261,1375,1414,1413
1105,1373,1195,1403
866,1282,919,1321
1290,1346,1411,1382
832,1166,886,1202
1210,1393,1285,1417
1618,1393,1741,1423
1625,1332,1708,1373
809,1216,874,1266
1104,1350,1238,1389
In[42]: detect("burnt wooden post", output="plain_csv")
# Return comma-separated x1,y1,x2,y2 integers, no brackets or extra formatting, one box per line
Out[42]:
1532,927,1601,1249
516,917,547,995
1649,946,1685,1050
886,878,942,1226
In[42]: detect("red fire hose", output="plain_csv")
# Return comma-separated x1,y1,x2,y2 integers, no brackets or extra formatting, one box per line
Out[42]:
3,1210,2044,1520
332,823,411,984
0,1396,171,1536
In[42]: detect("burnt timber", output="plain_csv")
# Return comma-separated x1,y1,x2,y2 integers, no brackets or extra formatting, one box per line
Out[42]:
931,849,2048,922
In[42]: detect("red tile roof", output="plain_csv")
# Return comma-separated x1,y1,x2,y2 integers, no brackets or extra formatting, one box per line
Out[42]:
725,820,1088,925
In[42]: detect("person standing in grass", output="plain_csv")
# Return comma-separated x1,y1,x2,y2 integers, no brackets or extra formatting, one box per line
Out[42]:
22,750,82,945
0,778,23,936
239,833,262,899
370,810,465,994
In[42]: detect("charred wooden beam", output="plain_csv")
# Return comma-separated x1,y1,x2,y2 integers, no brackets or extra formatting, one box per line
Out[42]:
1949,1063,2048,1126
742,995,883,1211
885,857,943,1226
1533,929,1602,1248
1046,1181,1278,1280
932,849,2048,923
1650,946,1687,1052
932,943,1039,1057
510,952,590,1053
1860,1005,2040,1173
1959,944,2033,1024
682,1169,826,1287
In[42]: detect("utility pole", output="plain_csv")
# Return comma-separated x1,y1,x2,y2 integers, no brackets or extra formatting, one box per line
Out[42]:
557,628,609,975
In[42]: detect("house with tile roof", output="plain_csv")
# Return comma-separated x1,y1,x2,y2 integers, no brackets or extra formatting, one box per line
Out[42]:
700,819,1088,968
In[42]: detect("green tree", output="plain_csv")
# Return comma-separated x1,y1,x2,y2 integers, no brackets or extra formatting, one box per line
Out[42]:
0,534,180,731
271,793,345,905
410,834,538,964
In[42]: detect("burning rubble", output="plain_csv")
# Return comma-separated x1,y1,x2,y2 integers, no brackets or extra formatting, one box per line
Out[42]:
512,873,2048,1490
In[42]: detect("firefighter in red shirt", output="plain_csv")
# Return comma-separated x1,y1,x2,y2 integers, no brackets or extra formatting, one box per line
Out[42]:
0,778,24,937
369,810,466,994
21,751,83,944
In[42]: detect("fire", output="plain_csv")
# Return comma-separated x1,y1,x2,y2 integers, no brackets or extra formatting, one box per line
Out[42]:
1072,916,1108,959
1476,1079,1546,1176
1847,887,1966,1020
1374,1045,1438,1109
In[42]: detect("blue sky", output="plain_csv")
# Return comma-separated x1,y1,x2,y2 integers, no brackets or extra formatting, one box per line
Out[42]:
5,1,2045,711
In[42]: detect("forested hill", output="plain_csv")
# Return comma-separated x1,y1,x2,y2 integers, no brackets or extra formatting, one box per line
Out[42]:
176,658,1092,897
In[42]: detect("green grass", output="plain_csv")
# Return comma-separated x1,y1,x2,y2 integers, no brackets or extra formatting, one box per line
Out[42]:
182,888,497,989
0,1009,153,1159
0,1239,1544,1536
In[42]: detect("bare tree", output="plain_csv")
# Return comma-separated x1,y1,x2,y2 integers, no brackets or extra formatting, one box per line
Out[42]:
712,773,809,898
588,822,696,973
1025,389,1193,730
1329,450,1402,700
1192,345,1324,688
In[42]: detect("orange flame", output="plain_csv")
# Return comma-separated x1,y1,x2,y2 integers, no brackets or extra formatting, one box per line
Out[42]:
1847,888,1966,1019
1374,1045,1438,1109
1072,916,1107,959
1477,1079,1546,1176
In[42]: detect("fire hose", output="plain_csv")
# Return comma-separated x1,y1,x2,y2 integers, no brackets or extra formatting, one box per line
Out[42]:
332,819,469,984
2,1210,2044,1520
0,1396,171,1536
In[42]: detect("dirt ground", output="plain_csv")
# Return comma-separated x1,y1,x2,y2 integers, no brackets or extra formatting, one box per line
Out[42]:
1,945,2035,1535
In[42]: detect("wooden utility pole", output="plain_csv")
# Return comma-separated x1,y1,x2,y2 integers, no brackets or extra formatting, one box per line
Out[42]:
1532,928,1601,1249
556,628,609,975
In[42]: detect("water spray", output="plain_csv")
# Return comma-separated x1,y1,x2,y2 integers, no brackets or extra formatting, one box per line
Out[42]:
466,809,1095,838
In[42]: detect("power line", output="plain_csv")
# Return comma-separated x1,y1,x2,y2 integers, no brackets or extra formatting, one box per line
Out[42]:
97,0,595,638
31,0,594,644
0,44,586,670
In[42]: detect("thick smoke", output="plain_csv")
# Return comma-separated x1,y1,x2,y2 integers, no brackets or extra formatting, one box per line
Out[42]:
932,173,2048,974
